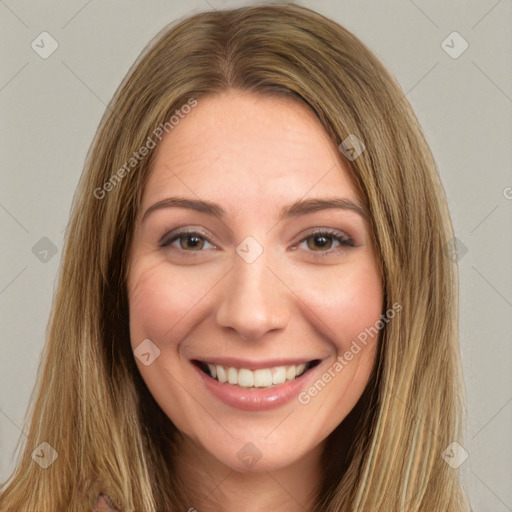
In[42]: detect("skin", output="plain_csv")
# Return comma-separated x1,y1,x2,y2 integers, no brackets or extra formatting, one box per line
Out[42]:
127,91,383,511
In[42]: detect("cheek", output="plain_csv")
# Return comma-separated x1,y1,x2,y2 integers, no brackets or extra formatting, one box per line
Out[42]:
296,257,383,352
127,261,210,431
294,259,383,419
128,260,209,348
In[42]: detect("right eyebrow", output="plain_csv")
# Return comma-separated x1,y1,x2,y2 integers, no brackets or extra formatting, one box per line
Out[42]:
142,197,225,223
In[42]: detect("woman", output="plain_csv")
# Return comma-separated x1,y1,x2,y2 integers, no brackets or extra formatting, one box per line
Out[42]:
0,4,471,511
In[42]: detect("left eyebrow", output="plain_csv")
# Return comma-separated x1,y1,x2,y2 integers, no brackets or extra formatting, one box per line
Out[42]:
279,197,368,220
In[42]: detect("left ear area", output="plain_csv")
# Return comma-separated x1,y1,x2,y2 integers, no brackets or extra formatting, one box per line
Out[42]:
92,492,122,511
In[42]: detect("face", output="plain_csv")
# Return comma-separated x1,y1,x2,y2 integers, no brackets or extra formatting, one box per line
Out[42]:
127,91,383,473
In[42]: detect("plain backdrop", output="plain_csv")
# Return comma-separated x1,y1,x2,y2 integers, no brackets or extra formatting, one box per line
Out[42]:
1,1,511,510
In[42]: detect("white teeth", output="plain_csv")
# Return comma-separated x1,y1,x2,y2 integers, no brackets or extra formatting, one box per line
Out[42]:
216,365,227,383
254,369,273,387
204,362,311,388
238,368,254,387
272,366,287,385
286,365,297,380
227,367,238,384
207,363,217,379
296,363,306,375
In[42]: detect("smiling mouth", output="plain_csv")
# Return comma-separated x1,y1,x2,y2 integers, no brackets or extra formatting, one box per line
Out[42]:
193,360,321,389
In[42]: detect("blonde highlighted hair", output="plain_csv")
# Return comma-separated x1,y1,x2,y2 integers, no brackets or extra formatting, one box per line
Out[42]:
0,4,470,511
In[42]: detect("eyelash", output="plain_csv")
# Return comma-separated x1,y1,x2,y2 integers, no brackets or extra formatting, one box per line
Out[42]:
159,227,354,259
295,228,355,257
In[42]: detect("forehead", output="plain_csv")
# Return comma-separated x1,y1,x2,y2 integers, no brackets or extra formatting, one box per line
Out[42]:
142,91,361,209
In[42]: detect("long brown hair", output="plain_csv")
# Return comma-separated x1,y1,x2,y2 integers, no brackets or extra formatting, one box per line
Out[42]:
0,4,470,511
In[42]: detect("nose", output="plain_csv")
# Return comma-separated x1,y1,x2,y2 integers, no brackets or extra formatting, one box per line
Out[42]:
215,251,291,341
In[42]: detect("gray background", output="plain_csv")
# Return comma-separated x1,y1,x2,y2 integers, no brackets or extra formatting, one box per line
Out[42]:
1,1,511,510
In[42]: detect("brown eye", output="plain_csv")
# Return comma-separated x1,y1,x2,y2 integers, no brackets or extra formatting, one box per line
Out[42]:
294,229,355,261
306,234,334,251
297,229,354,258
179,234,205,251
159,229,216,252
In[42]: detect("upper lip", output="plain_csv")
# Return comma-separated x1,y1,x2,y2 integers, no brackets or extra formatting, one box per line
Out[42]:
192,357,320,370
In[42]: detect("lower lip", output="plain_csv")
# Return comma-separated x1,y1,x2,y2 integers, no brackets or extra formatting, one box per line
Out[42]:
193,363,318,411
